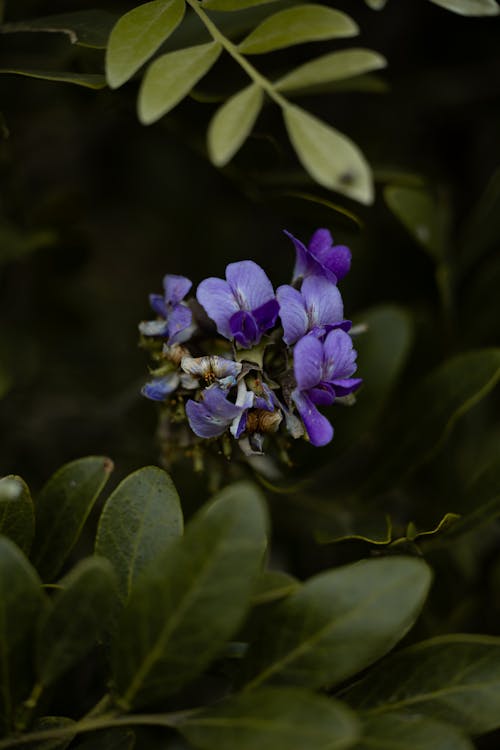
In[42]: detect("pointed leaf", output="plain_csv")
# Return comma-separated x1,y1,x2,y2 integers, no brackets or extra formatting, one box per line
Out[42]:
242,557,431,690
0,10,118,48
276,49,387,93
202,0,279,9
0,475,35,553
95,466,183,602
138,42,222,125
0,537,45,734
106,0,185,89
238,5,358,54
208,84,263,166
180,687,359,750
283,104,373,204
37,557,117,686
112,481,268,708
429,0,499,15
30,456,113,582
344,635,500,735
384,185,447,260
355,713,473,750
0,69,106,89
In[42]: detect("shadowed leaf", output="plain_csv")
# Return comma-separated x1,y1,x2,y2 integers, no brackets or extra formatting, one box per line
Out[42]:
0,475,35,554
355,713,473,750
0,69,106,89
0,10,117,48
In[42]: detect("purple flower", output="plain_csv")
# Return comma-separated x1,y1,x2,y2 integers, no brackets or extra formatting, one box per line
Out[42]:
186,385,247,439
292,329,362,446
277,275,350,346
139,274,193,344
197,261,279,349
141,373,180,401
285,228,351,284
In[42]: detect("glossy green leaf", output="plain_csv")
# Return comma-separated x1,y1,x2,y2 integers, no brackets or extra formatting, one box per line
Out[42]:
0,69,106,89
0,10,118,48
283,104,373,204
106,0,185,89
276,49,387,93
0,536,45,734
0,475,35,553
355,713,473,750
242,557,431,690
73,728,135,749
180,687,360,750
384,185,446,260
95,466,183,602
429,0,499,15
252,569,300,605
344,635,500,735
202,0,279,8
30,456,113,582
112,481,268,708
138,42,222,125
238,5,358,55
362,349,500,495
208,84,263,166
37,557,117,686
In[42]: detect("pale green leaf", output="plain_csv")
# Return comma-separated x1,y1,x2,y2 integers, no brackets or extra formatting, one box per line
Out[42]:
0,10,117,48
355,713,473,750
364,0,388,7
95,466,183,602
138,42,222,125
344,635,500,735
242,557,431,690
429,0,499,15
202,0,279,9
30,456,114,582
384,185,447,260
283,104,373,204
276,49,387,93
0,69,106,89
37,557,117,686
0,536,45,734
0,476,34,554
180,687,360,750
208,84,263,166
238,5,358,55
106,0,185,89
112,481,268,708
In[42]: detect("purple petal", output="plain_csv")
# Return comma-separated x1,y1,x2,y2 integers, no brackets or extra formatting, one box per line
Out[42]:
197,277,239,339
308,383,335,406
284,230,313,281
226,260,275,311
141,373,179,401
252,298,279,333
186,386,242,439
230,310,259,348
332,377,363,397
277,285,308,345
323,329,358,381
167,304,192,344
163,275,192,306
149,294,167,318
309,229,351,281
308,228,333,257
292,389,333,447
139,319,169,337
293,335,323,391
301,276,344,328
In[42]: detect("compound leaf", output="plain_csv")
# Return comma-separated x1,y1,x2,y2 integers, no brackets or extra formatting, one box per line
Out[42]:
276,49,387,93
208,84,263,166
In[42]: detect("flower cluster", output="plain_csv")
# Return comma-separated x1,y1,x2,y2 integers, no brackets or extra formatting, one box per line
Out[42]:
139,229,362,460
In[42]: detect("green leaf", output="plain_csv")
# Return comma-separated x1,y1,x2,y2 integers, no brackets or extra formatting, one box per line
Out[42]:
36,557,117,686
27,717,76,750
364,0,388,8
180,687,360,750
71,728,135,749
112,481,268,709
355,713,473,750
441,456,500,538
208,84,263,166
95,466,183,602
30,456,114,582
106,0,185,89
276,49,387,93
252,569,299,605
459,167,500,273
343,635,500,736
138,42,222,125
0,69,106,89
283,104,373,204
202,0,279,8
0,10,118,48
0,536,45,734
429,0,499,15
238,5,358,55
0,476,35,554
384,185,448,260
241,556,431,690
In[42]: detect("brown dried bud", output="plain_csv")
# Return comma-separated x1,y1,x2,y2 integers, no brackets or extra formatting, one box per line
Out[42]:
246,408,282,434
165,344,190,366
